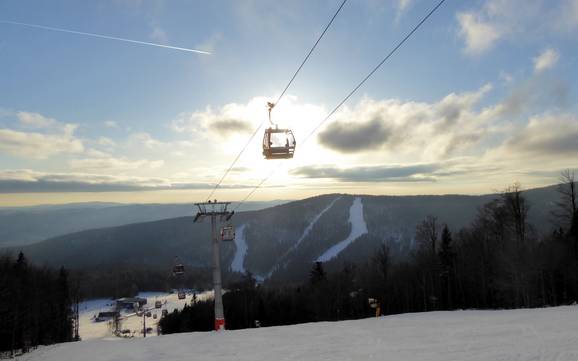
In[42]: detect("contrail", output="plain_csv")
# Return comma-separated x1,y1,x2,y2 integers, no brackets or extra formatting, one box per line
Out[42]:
0,20,211,55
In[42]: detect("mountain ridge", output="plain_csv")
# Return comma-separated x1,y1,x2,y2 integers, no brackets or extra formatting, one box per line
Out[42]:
9,184,562,283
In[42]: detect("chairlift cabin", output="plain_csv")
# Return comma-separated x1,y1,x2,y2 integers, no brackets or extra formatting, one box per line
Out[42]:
172,264,184,276
262,127,296,159
178,291,186,300
221,225,235,241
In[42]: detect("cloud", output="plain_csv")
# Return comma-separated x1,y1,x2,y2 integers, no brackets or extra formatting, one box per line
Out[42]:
17,112,56,128
129,132,163,149
104,120,118,128
291,164,439,182
318,118,391,153
0,169,253,193
457,12,501,55
96,137,116,147
392,0,413,21
317,84,494,158
0,111,83,159
533,48,560,73
209,118,252,135
396,0,412,12
170,101,257,137
69,156,164,171
496,113,578,157
149,25,168,44
490,77,569,117
0,127,83,159
456,0,565,55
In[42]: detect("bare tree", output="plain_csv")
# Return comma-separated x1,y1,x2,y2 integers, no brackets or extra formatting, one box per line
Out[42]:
416,215,439,254
555,169,578,259
502,182,530,245
554,169,577,229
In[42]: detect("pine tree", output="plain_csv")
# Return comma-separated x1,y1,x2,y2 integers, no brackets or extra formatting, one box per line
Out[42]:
309,262,326,286
439,225,455,309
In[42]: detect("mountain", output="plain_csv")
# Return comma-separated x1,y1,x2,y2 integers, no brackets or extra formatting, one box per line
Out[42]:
11,185,562,284
0,200,288,247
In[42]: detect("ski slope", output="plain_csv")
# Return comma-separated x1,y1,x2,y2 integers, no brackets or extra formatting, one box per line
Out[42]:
317,197,367,262
259,196,341,280
231,225,248,274
19,306,578,361
78,291,212,340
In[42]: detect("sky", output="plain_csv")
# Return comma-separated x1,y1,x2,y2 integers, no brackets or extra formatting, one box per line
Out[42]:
0,0,577,206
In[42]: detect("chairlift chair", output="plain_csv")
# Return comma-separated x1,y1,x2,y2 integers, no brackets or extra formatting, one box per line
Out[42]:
221,225,235,241
178,291,186,300
172,264,185,276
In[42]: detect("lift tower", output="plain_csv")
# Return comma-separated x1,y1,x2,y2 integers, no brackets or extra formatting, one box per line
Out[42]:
193,200,234,331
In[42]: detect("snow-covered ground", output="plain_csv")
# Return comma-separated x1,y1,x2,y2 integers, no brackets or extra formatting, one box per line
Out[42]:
18,306,578,361
78,291,213,340
317,197,368,262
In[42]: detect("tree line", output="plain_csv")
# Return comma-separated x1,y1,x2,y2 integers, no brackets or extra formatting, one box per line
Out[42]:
70,264,212,300
0,252,76,356
159,171,578,334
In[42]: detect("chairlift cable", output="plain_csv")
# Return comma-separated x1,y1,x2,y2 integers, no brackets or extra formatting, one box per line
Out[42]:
205,0,347,201
273,0,348,108
232,0,448,212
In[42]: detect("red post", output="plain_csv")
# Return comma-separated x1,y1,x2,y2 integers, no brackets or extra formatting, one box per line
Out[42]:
214,318,225,331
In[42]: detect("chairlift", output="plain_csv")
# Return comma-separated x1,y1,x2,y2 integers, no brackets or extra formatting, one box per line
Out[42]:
178,291,186,300
262,102,296,160
172,264,185,276
221,225,235,241
172,256,185,276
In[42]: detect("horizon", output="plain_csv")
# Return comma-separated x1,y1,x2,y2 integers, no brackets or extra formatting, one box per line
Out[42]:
1,0,577,206
0,181,563,208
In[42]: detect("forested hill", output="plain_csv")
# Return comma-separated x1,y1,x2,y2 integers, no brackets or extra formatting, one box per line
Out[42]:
12,184,562,284
0,200,287,247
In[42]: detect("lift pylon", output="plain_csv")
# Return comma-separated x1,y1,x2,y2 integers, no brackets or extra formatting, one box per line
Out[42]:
193,200,234,331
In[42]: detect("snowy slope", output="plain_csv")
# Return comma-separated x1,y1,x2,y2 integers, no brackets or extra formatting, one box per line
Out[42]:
231,225,248,274
78,291,213,340
18,306,578,361
317,197,367,262
281,196,340,261
259,196,341,280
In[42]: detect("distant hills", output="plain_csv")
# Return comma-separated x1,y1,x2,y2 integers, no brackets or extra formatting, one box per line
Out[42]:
7,185,562,284
0,200,288,246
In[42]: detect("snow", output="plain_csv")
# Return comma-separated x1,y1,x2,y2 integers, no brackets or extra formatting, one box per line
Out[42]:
78,291,213,341
230,224,248,274
283,196,340,260
19,306,578,361
317,197,367,262
260,196,340,280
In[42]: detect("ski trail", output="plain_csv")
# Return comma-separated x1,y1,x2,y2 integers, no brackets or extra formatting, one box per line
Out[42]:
260,196,340,280
230,224,247,274
281,196,341,261
316,197,367,262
